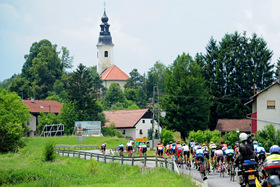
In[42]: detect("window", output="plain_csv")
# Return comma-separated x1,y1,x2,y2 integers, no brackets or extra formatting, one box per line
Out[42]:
142,120,145,123
104,51,108,57
139,129,143,135
122,130,125,135
267,100,275,109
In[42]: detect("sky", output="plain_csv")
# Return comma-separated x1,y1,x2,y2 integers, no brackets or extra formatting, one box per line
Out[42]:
1,0,280,82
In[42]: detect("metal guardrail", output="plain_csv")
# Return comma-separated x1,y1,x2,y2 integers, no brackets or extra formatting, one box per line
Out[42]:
56,145,100,150
56,148,170,168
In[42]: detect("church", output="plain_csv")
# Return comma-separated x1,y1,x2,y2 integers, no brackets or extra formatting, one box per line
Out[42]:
97,10,129,90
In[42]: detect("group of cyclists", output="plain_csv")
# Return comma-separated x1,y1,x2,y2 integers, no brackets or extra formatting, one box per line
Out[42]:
102,132,280,186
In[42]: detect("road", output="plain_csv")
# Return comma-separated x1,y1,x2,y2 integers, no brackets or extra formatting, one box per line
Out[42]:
59,149,240,187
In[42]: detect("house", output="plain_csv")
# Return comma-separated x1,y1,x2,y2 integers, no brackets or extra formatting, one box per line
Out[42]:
245,81,280,133
215,119,251,134
103,108,161,140
100,65,129,90
22,99,62,137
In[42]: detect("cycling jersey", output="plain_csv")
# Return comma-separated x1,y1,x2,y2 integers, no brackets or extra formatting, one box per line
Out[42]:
142,144,147,153
182,145,190,152
256,146,266,155
214,149,223,157
195,149,205,163
157,144,163,151
190,142,195,152
253,144,258,151
118,144,124,151
170,144,176,153
127,142,133,151
101,144,106,150
224,148,235,157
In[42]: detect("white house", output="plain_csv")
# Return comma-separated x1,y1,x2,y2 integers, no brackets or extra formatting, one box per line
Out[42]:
245,81,280,133
104,108,161,140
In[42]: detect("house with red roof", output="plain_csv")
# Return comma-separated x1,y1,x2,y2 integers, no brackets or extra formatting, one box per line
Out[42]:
22,98,62,137
104,108,161,140
215,119,251,134
100,65,129,90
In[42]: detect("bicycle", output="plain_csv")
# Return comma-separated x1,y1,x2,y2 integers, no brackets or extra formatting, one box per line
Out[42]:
229,160,235,181
219,160,225,177
197,157,206,180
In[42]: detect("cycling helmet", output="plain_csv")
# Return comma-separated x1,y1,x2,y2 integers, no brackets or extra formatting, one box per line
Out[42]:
210,141,214,144
270,145,280,154
202,143,206,146
177,141,180,144
258,143,262,147
228,146,232,149
239,133,248,142
195,142,199,145
172,143,175,146
182,143,186,146
253,141,258,144
197,146,201,149
170,141,173,144
191,139,194,142
221,140,224,144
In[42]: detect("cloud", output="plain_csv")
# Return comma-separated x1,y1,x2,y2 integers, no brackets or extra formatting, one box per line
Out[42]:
0,3,18,21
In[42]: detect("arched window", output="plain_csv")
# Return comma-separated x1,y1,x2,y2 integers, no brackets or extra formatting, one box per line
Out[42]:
104,51,108,57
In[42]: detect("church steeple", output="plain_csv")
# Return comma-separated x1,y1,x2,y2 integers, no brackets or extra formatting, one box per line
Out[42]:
97,10,114,46
97,9,114,75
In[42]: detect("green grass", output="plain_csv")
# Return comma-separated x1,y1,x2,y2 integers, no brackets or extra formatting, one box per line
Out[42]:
0,136,197,186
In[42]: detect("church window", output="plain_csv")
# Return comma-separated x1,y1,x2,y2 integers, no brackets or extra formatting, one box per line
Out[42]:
104,51,108,57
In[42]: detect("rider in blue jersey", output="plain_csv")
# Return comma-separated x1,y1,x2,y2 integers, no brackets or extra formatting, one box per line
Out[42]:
195,146,207,180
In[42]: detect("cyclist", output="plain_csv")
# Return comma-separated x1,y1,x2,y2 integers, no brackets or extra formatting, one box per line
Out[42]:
182,143,190,166
156,142,164,157
224,146,235,174
234,141,239,158
138,142,142,156
100,143,106,154
175,141,183,163
256,143,266,164
193,142,200,167
209,141,217,169
170,143,176,156
142,142,147,156
165,143,170,157
253,140,258,150
202,143,210,172
220,140,228,154
126,141,133,157
195,146,207,180
262,145,280,187
214,146,224,171
189,140,196,157
118,143,124,156
169,141,173,155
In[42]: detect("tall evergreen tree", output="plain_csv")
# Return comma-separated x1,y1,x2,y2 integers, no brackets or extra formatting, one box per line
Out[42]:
161,53,210,139
66,64,104,122
276,58,280,81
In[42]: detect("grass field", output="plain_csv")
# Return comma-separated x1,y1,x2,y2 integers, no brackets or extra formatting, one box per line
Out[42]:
0,136,197,186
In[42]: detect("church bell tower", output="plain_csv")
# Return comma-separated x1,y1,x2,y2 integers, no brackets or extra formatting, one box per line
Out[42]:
97,9,114,75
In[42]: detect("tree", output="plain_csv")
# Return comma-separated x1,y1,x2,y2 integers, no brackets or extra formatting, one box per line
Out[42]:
0,74,19,90
160,128,174,146
0,89,31,152
8,77,33,99
104,83,126,109
276,58,280,81
102,123,124,138
124,69,145,89
88,66,106,100
161,53,210,140
66,64,105,125
254,124,280,152
203,32,275,129
146,61,167,99
37,112,62,134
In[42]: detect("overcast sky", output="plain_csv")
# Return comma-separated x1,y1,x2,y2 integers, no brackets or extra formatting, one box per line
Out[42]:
1,0,280,82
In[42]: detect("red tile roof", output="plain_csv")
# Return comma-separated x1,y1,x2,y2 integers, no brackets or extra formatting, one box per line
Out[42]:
22,100,62,114
100,65,130,81
104,108,150,128
216,119,251,132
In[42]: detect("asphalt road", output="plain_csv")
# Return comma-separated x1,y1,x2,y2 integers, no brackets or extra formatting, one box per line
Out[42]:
59,149,240,187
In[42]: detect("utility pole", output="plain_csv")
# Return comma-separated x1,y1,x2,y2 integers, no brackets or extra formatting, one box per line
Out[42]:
152,86,155,149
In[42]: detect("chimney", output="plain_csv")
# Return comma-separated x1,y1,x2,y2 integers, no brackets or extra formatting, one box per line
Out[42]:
31,97,34,103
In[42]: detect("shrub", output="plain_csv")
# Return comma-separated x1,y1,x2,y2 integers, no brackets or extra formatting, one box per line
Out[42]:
160,128,174,145
86,158,99,175
43,141,56,162
102,123,124,138
254,124,280,151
